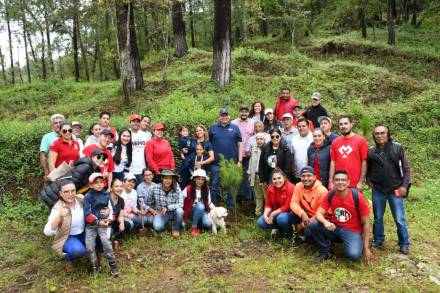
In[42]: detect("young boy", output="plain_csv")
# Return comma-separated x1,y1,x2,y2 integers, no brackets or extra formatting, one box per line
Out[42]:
248,133,267,216
84,172,119,276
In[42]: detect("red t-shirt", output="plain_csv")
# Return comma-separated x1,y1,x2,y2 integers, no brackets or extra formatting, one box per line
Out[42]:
265,181,295,212
49,137,80,168
82,144,115,172
320,189,370,233
145,138,175,174
330,135,368,187
274,97,299,121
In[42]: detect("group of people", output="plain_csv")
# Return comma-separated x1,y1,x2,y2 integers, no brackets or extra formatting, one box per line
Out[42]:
39,87,411,276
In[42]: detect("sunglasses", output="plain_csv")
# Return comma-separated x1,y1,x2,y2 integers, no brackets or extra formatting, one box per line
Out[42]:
271,135,280,139
95,155,107,160
62,129,73,134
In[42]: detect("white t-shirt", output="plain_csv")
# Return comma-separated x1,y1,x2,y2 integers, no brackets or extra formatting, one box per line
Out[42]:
291,132,313,177
44,199,84,236
112,145,128,173
121,189,138,214
181,187,215,210
130,130,152,175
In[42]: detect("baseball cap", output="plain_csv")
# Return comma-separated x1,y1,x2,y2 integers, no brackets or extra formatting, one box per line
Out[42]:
72,121,83,128
100,128,115,138
281,113,293,120
312,92,321,100
124,173,136,181
318,116,332,124
152,123,166,131
89,172,104,184
91,149,108,159
219,108,229,115
265,108,273,115
300,166,315,175
129,114,142,122
239,104,249,111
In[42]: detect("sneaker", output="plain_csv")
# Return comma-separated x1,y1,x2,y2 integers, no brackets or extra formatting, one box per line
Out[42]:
370,241,383,248
190,227,199,237
109,262,119,276
292,236,306,248
399,246,409,255
315,252,332,262
171,230,181,238
65,261,73,273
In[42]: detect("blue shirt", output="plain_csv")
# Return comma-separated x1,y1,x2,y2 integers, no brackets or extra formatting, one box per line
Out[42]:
209,122,242,165
40,131,59,153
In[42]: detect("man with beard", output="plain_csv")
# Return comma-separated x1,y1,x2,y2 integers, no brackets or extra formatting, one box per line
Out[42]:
329,115,368,190
209,108,243,208
274,87,299,122
233,105,256,202
290,166,328,247
367,125,411,255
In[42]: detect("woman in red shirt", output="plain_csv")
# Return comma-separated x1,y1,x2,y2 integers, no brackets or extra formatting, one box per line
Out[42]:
48,122,80,171
145,123,175,178
257,168,300,239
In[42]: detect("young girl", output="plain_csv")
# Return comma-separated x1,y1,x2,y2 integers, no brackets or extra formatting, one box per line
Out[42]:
178,126,191,160
84,123,102,147
188,143,209,175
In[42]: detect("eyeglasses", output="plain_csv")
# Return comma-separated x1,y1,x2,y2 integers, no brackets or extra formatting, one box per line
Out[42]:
95,155,106,160
62,129,73,134
271,135,280,139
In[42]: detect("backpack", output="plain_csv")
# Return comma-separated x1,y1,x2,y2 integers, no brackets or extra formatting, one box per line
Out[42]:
328,188,360,217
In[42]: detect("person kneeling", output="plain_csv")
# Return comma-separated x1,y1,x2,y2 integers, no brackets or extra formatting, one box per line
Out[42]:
308,170,373,262
146,169,183,237
257,168,299,239
182,169,214,236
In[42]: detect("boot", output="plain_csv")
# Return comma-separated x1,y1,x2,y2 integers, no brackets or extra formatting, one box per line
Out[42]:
109,261,119,276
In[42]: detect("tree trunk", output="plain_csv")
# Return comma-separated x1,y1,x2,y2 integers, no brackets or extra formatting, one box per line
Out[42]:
172,1,188,57
39,28,48,80
27,31,37,63
189,0,196,47
17,60,24,83
0,47,6,82
142,1,149,47
72,12,80,82
22,15,31,83
387,0,396,45
97,39,104,81
359,1,367,39
212,0,231,87
116,0,144,101
151,3,162,50
260,6,268,37
411,0,417,26
44,12,54,73
76,17,90,81
402,0,409,22
6,6,15,85
105,6,120,79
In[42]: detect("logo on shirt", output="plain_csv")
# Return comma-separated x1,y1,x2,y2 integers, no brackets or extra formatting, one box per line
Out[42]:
334,207,352,222
267,155,277,168
338,145,353,158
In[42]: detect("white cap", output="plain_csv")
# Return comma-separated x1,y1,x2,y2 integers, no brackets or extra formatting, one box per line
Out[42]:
191,169,209,181
264,108,273,115
124,173,136,181
281,113,293,119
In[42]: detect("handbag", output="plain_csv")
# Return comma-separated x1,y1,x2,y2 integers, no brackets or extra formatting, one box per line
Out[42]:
47,161,72,182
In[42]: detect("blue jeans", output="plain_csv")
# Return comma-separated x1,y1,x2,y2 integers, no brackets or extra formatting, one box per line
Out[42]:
210,164,234,209
63,232,86,262
189,202,212,229
239,157,253,201
372,188,410,248
308,220,363,261
134,214,152,228
257,211,300,238
152,208,184,232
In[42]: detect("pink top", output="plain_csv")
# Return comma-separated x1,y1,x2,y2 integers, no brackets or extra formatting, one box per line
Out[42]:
232,118,255,159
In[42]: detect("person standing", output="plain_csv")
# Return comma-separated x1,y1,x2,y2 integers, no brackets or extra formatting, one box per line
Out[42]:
307,128,331,188
232,105,255,201
248,133,266,216
72,121,84,156
329,115,368,190
128,114,152,186
318,116,339,143
99,111,118,143
280,113,298,152
291,118,313,184
40,114,65,180
293,105,314,131
273,87,299,122
263,108,279,133
304,92,328,128
367,125,411,254
145,123,175,177
140,115,151,132
48,122,81,171
209,108,243,208
308,170,373,262
249,100,266,123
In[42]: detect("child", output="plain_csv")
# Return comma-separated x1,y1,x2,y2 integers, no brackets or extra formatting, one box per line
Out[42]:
248,133,267,216
121,173,148,228
188,143,209,175
178,126,191,160
84,172,119,276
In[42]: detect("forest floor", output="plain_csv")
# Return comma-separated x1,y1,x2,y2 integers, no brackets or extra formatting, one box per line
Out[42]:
0,27,439,292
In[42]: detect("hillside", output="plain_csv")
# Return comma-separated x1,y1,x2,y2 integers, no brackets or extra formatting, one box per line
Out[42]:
0,26,439,292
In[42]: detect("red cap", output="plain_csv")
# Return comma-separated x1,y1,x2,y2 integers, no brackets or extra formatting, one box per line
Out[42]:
129,114,142,122
152,123,166,131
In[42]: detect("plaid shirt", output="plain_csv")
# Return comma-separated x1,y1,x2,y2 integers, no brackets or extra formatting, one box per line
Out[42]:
146,183,183,211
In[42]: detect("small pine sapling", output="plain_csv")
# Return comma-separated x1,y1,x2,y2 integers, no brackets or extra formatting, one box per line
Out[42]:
219,155,243,223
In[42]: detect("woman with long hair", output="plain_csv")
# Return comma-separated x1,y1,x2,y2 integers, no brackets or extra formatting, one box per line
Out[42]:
249,100,266,123
112,129,133,181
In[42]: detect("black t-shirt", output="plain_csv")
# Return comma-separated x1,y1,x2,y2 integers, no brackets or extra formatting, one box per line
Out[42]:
112,196,125,218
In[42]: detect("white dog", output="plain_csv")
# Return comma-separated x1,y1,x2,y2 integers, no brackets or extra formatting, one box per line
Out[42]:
208,207,228,235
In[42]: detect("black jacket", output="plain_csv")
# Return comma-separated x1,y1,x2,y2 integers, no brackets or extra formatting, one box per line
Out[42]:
304,104,328,128
259,140,295,184
367,140,411,194
39,157,99,208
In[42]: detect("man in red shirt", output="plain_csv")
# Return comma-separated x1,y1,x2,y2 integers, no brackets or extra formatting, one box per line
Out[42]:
273,87,299,122
329,115,368,190
308,170,373,262
99,111,118,143
83,129,115,189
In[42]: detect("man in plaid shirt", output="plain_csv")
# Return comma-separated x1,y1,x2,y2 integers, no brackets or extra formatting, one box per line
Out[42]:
146,169,184,237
